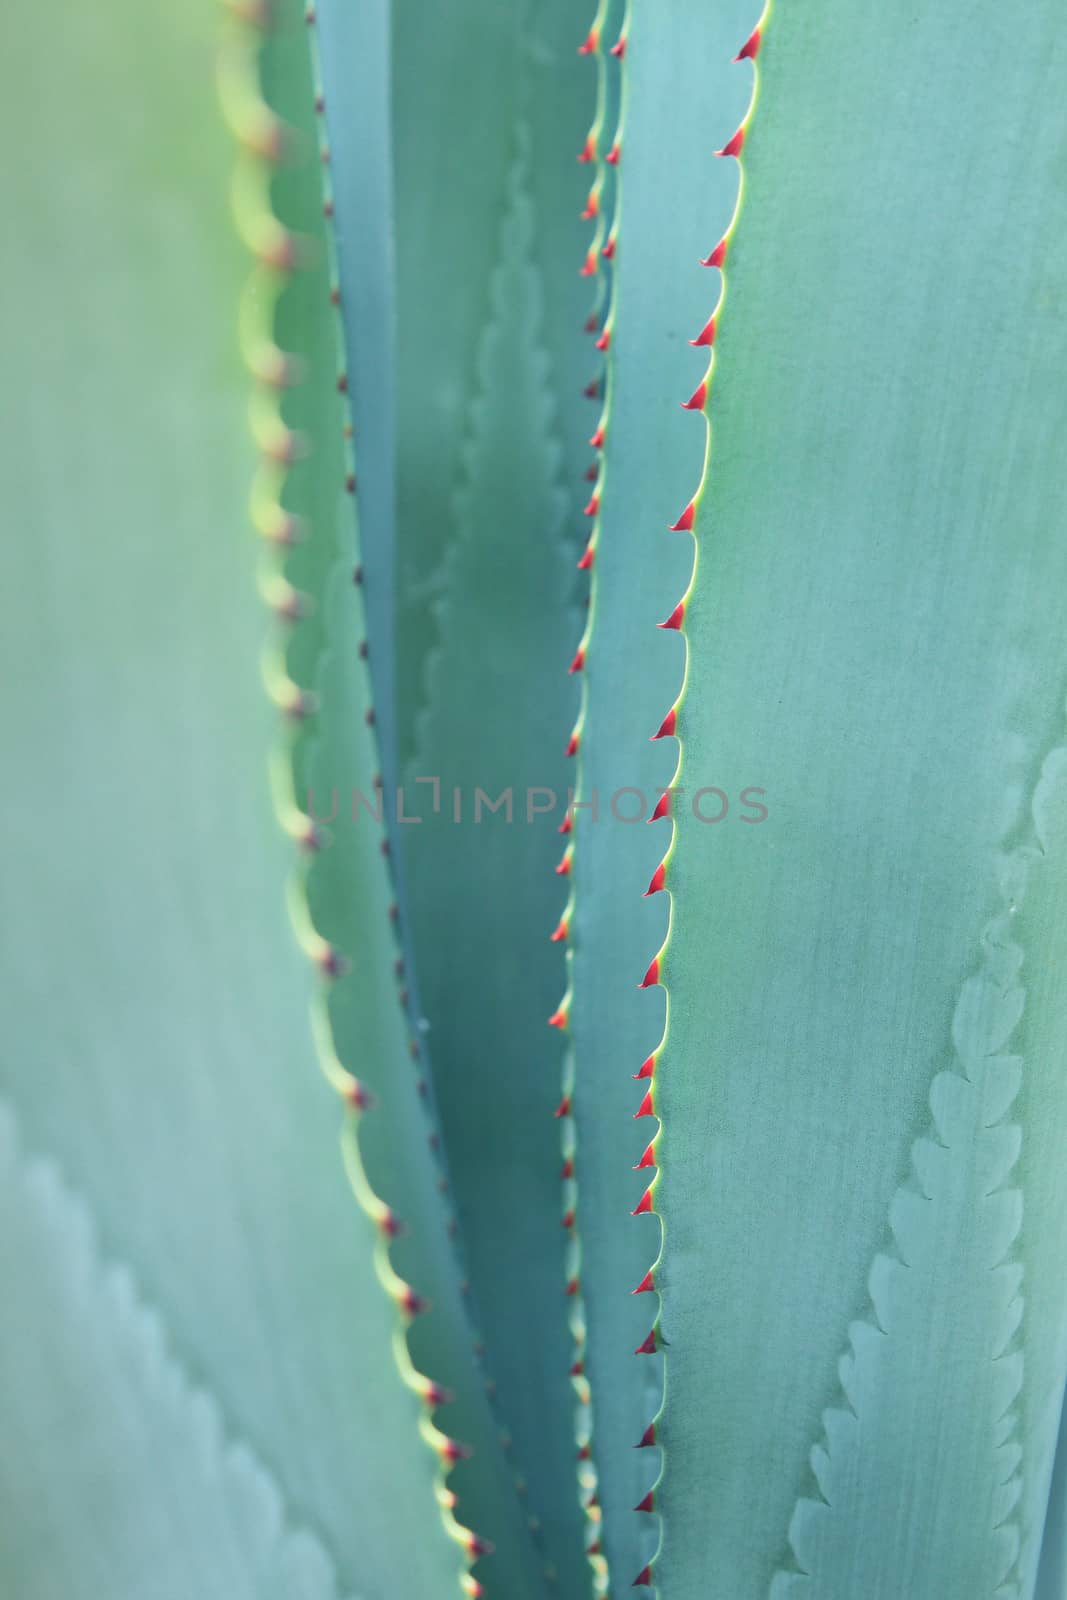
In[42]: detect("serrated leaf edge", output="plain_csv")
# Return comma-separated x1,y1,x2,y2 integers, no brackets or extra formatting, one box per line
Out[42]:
218,6,491,1592
630,6,770,1593
549,4,630,1595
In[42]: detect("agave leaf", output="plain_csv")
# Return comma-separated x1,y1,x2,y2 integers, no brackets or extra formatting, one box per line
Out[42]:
392,0,593,763
401,131,592,1595
649,5,1067,1597
257,5,552,1592
559,2,756,1590
0,0,477,1591
0,1106,355,1600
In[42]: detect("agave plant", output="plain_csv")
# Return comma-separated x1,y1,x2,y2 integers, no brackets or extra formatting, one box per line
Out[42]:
5,0,1067,1597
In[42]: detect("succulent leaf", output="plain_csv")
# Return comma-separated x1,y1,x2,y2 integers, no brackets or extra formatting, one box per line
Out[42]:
401,126,593,1598
650,5,1067,1597
244,3,548,1590
0,1106,356,1600
0,0,486,1592
392,0,594,764
559,2,756,1589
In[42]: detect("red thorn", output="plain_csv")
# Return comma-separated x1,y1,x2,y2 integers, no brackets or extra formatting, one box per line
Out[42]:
602,234,616,260
658,598,685,630
635,1141,656,1169
577,1442,592,1460
635,1330,658,1356
634,1088,655,1119
584,462,599,481
561,1157,574,1179
717,126,745,158
578,133,596,163
682,378,708,410
735,24,761,60
605,142,620,165
378,1208,403,1239
548,1009,569,1031
554,1094,571,1118
632,1270,655,1296
577,540,595,570
584,493,600,517
689,314,716,348
652,707,677,740
558,812,573,835
425,1381,454,1407
566,731,580,757
581,190,599,220
588,1539,602,1556
400,1286,428,1317
578,27,599,54
639,955,660,989
550,916,569,943
565,1277,579,1297
584,312,599,334
636,1422,657,1448
569,645,586,674
644,861,667,897
634,1054,656,1081
317,943,346,978
583,378,601,399
702,237,728,269
343,1076,373,1111
466,1534,495,1560
555,849,572,876
669,500,695,532
633,1565,654,1589
632,1185,655,1216
589,423,605,449
580,248,598,277
611,34,627,57
649,791,671,823
562,1208,575,1230
594,328,611,352
634,1491,655,1513
441,1437,472,1465
570,1359,584,1377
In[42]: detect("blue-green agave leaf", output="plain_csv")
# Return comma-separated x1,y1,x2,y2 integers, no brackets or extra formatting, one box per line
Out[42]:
0,1105,356,1600
0,1,485,1592
242,4,551,1592
402,130,591,1597
560,2,755,1590
649,5,1067,1597
392,0,594,761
